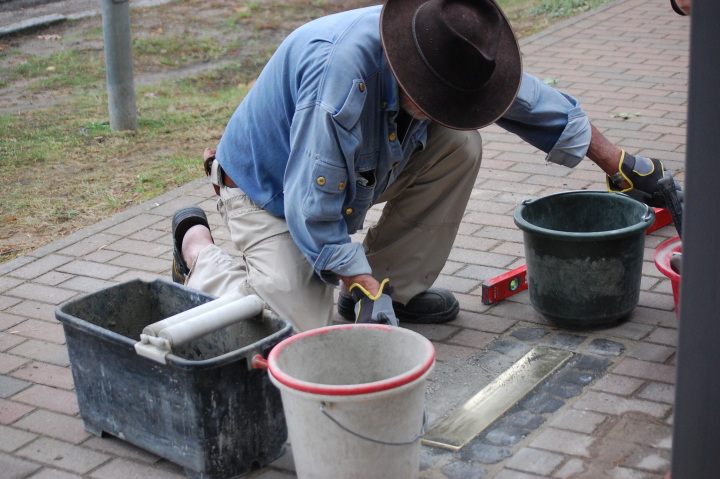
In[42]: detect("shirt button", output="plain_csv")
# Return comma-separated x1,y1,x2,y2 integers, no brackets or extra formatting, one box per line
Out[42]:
359,83,365,92
345,208,353,215
317,177,326,186
388,132,397,141
381,101,387,109
338,181,345,191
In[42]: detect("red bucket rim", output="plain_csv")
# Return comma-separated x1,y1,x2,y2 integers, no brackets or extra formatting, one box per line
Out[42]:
267,324,435,396
654,235,682,280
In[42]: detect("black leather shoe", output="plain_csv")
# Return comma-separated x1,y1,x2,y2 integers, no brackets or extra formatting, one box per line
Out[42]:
172,207,210,284
337,287,459,324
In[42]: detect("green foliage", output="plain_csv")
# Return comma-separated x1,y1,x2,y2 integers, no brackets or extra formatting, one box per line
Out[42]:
530,0,612,18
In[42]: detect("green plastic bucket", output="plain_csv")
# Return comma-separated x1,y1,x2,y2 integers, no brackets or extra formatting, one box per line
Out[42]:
514,191,655,327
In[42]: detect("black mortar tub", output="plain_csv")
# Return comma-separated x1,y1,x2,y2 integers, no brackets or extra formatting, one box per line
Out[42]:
55,279,292,479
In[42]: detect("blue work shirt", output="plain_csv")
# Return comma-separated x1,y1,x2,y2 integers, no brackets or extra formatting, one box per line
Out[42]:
216,6,591,285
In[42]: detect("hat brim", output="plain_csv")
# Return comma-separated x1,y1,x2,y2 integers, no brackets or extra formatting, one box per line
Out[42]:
381,0,522,130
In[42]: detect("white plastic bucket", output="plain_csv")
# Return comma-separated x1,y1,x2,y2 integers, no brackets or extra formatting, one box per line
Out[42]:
255,324,435,479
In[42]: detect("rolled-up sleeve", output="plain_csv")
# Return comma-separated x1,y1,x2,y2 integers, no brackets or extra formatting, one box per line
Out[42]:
495,73,592,168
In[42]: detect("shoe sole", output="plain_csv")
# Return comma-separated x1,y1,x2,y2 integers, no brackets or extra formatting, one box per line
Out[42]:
171,206,209,284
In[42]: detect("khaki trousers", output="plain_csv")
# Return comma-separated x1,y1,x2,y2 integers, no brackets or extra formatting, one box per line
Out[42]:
186,124,482,331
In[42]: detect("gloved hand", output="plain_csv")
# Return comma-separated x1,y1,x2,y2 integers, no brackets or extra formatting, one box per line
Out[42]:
349,278,399,327
606,151,682,207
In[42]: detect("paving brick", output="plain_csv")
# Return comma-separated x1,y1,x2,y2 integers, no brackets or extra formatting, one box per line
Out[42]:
549,409,607,434
541,380,584,400
0,304,23,324
573,391,670,418
463,442,512,464
0,450,42,479
432,342,480,362
105,238,169,258
0,424,37,452
502,411,546,430
484,425,527,447
645,327,678,347
545,333,587,351
612,358,676,384
637,382,675,405
54,233,122,258
4,301,57,322
591,374,645,396
0,352,29,375
554,458,587,479
0,375,30,399
5,284,77,306
530,428,595,457
0,332,26,352
627,342,676,363
510,327,552,342
27,468,83,479
441,460,490,479
88,457,189,479
0,398,34,425
447,329,497,349
58,276,117,294
488,340,531,358
14,409,89,444
0,277,24,295
573,355,612,373
624,446,671,472
15,437,111,474
109,254,168,273
83,250,123,264
505,447,564,475
103,214,165,237
586,338,626,356
34,271,75,287
83,436,160,464
521,393,565,415
451,313,514,334
8,320,66,345
12,384,78,415
9,339,69,367
8,255,74,281
10,362,75,390
56,261,127,281
601,321,654,340
493,470,544,479
129,227,167,242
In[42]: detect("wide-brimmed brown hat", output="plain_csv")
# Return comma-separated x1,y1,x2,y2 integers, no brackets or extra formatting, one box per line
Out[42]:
381,0,522,130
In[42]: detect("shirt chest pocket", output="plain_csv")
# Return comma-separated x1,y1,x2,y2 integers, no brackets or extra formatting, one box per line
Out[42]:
303,161,348,221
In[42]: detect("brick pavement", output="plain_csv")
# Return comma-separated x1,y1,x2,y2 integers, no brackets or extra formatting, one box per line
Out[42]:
0,0,688,477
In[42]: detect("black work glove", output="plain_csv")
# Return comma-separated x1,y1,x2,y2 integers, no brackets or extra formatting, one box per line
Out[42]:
606,151,682,207
349,279,399,327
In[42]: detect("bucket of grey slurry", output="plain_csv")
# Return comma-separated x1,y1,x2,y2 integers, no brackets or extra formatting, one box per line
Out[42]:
514,191,655,327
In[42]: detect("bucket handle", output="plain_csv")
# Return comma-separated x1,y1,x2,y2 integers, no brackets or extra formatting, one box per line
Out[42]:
642,205,654,223
319,401,427,446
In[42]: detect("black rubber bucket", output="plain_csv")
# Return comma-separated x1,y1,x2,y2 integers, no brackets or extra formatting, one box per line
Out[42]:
514,191,655,327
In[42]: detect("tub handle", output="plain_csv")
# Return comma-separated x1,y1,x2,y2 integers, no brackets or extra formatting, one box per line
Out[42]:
252,355,269,370
319,401,427,446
